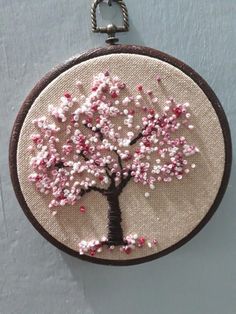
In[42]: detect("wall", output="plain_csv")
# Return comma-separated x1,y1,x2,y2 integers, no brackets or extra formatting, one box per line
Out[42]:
0,1,235,313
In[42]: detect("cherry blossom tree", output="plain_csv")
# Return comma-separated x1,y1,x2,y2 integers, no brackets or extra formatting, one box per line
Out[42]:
28,72,199,255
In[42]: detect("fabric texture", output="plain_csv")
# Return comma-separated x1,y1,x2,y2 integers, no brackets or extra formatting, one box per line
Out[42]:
17,53,225,260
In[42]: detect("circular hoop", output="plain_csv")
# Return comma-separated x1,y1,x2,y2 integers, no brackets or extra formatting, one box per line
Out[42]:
9,45,232,266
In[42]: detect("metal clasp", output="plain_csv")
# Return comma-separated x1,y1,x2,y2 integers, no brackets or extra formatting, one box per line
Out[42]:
91,0,129,44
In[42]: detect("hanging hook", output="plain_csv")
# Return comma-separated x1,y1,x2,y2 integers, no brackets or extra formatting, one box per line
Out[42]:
91,0,129,45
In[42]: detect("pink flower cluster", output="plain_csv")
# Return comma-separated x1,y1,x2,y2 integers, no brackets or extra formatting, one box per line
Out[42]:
48,93,78,122
78,234,158,256
28,71,199,211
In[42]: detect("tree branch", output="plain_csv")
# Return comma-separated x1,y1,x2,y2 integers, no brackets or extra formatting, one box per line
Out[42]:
104,167,113,179
55,161,65,169
129,132,143,145
113,149,124,180
79,152,89,161
80,151,114,183
84,124,104,141
129,122,154,145
90,186,106,193
79,186,106,197
114,150,123,171
117,171,132,195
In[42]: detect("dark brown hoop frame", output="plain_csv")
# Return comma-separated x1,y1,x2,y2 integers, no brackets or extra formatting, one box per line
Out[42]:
9,45,232,266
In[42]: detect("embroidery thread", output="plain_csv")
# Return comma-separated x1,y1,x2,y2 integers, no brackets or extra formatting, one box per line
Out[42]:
28,72,199,256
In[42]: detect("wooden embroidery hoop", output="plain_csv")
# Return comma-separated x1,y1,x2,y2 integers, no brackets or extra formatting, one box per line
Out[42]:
9,43,232,265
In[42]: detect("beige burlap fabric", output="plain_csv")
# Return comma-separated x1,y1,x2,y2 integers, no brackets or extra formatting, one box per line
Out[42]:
17,53,225,260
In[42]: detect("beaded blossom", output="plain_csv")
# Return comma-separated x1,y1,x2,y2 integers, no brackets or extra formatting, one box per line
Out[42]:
28,71,199,256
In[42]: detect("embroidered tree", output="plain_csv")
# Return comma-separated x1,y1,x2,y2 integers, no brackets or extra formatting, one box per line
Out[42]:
28,72,199,255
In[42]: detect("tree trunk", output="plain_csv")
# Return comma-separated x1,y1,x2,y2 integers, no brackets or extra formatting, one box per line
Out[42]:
106,192,124,246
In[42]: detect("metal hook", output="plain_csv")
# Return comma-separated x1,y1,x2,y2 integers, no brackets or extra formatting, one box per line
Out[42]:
91,0,129,45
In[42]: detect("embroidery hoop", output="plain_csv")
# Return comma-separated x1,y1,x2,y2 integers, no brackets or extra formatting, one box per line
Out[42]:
9,2,232,266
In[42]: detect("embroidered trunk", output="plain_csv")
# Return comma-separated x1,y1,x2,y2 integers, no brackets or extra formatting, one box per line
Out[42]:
106,191,124,246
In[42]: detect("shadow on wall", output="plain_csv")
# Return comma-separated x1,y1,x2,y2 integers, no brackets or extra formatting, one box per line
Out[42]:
59,158,235,313
119,19,145,46
61,251,165,314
